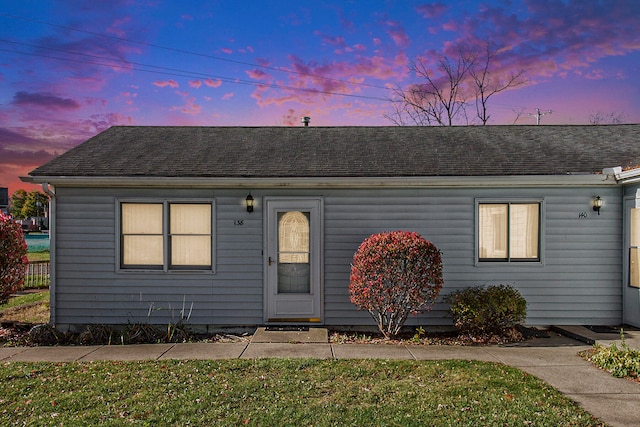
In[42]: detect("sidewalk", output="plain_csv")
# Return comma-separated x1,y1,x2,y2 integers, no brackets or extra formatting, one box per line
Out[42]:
2,327,640,427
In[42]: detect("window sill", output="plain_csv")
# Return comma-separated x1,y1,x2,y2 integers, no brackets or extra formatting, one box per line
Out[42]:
117,268,216,275
475,260,544,267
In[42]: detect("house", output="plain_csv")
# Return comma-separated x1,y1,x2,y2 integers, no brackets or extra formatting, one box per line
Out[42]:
22,125,640,332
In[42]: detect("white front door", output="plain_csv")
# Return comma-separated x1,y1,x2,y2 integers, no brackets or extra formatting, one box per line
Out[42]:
264,198,323,323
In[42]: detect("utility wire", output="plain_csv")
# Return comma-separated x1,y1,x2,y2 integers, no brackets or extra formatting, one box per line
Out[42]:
0,46,390,101
0,38,251,83
0,12,392,91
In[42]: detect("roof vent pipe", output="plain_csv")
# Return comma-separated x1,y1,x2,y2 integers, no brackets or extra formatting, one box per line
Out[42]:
301,116,311,126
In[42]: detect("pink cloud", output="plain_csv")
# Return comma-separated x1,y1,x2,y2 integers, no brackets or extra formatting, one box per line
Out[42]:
444,0,640,84
415,3,448,19
119,91,137,105
172,98,201,115
77,112,134,134
584,69,605,80
0,142,57,194
442,21,458,31
221,48,232,55
256,58,271,67
189,80,202,88
281,109,299,126
221,93,234,100
32,32,141,85
246,69,271,80
342,44,368,54
106,16,132,38
11,92,81,110
204,79,222,88
1,146,57,167
251,51,408,108
385,21,410,48
154,80,179,88
314,30,346,47
0,127,44,147
0,109,135,193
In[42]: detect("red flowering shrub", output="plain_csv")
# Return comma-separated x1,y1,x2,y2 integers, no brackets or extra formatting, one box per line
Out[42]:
0,212,28,304
349,231,443,339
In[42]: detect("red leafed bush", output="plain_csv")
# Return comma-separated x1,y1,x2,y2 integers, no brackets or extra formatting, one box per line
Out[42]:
0,211,28,304
349,231,443,339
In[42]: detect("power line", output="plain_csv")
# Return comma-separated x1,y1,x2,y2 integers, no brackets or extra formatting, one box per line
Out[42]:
0,38,253,84
0,46,390,102
0,12,392,91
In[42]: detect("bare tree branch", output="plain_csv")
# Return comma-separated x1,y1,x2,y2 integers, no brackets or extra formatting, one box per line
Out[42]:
386,43,527,126
588,111,627,125
511,107,527,125
469,43,527,125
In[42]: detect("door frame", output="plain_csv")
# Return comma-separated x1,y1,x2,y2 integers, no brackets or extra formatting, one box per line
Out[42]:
263,197,324,324
623,194,640,327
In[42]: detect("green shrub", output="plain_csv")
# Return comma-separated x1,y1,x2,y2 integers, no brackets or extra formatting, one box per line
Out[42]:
583,332,640,379
445,285,526,333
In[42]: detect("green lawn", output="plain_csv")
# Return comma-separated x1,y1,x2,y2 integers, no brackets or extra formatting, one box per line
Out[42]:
0,359,604,426
0,291,49,324
26,251,50,262
0,291,49,311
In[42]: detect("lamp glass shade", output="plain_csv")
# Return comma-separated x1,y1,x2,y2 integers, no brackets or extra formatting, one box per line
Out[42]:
246,194,254,212
593,196,603,209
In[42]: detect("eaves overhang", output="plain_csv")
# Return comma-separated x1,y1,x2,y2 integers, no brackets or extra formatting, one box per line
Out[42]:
612,167,640,185
22,174,619,189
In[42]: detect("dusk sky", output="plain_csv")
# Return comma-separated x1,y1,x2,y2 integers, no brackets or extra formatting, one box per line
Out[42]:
2,0,640,195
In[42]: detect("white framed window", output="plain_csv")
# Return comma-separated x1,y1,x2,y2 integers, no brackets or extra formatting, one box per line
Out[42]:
119,200,214,271
477,201,542,263
121,203,164,268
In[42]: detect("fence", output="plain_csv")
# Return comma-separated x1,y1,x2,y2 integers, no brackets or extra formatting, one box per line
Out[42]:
24,261,50,289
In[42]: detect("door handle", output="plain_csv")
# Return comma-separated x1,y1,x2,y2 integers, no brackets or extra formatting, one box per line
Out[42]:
269,257,273,266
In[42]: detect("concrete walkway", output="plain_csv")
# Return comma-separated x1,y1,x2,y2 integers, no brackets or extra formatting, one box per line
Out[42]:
1,327,640,427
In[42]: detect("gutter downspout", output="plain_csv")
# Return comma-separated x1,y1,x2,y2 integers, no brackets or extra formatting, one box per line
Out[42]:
42,183,56,326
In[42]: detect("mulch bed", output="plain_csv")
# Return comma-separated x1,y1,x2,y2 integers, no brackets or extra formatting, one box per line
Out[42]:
0,323,250,347
329,325,533,346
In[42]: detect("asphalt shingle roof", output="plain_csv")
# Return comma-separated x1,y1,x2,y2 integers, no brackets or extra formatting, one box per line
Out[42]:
29,125,640,178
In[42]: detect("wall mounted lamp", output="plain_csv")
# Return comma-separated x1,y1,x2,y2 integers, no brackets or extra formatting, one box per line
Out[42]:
245,194,254,213
593,196,604,215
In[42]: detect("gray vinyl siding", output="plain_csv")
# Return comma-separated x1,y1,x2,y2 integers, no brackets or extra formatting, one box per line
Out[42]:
322,187,622,326
51,185,623,329
53,187,264,328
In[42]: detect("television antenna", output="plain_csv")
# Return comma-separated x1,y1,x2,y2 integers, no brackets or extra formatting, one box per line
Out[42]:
529,108,553,125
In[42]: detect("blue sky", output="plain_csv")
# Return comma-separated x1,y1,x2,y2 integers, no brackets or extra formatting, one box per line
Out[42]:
2,0,640,193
